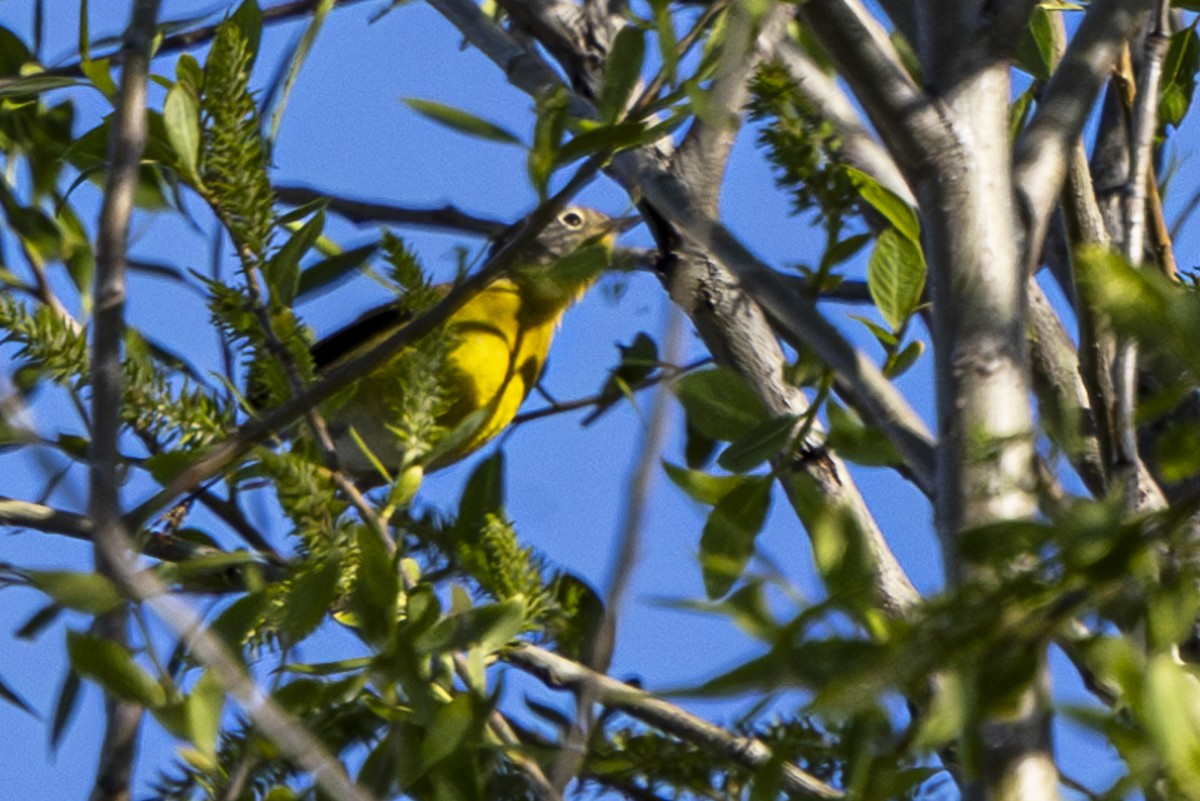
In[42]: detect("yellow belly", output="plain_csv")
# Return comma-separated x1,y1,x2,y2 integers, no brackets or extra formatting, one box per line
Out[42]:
438,280,556,464
331,279,556,474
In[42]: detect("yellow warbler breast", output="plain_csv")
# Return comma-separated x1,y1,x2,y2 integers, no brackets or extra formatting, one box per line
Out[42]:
328,278,558,474
435,278,557,466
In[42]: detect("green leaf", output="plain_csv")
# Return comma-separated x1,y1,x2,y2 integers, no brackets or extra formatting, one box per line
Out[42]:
1159,26,1199,132
164,82,201,179
1145,653,1200,790
351,527,400,644
663,461,743,506
826,402,902,467
183,670,226,755
867,227,926,331
599,26,646,123
265,209,324,305
67,630,166,707
673,367,769,443
455,452,505,540
717,414,798,474
528,86,569,199
885,338,924,378
0,26,31,75
844,166,920,243
584,331,659,424
211,592,270,651
1076,244,1200,374
145,449,198,485
414,597,526,655
700,476,772,599
176,53,204,94
819,233,872,273
1009,85,1036,142
80,57,117,100
296,242,378,300
649,0,678,86
419,694,482,773
0,75,82,98
555,120,649,165
230,0,264,59
404,98,522,145
280,552,342,645
1015,7,1056,80
684,418,719,469
26,570,122,615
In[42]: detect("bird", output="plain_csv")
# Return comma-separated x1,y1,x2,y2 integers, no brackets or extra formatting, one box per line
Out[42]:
309,205,631,479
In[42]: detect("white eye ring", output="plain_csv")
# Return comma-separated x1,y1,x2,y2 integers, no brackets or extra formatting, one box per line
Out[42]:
560,210,584,228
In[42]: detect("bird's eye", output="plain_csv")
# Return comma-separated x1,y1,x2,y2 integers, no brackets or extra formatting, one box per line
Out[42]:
560,210,584,228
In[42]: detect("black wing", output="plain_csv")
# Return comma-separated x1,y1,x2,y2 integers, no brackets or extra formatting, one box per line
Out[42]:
311,303,413,371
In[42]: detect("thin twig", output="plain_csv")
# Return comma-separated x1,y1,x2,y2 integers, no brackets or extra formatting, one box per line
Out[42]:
550,304,683,793
275,185,508,236
511,357,706,427
19,0,372,84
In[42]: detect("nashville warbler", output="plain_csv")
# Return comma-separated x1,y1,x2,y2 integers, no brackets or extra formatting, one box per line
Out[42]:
310,206,630,477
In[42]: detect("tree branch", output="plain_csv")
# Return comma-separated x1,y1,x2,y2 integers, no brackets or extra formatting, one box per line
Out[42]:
1013,0,1149,267
674,4,790,213
505,644,843,800
875,0,918,45
275,185,507,236
88,3,160,798
1114,0,1170,496
550,308,683,793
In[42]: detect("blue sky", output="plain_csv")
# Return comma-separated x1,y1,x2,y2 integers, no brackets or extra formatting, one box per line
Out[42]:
0,0,1170,797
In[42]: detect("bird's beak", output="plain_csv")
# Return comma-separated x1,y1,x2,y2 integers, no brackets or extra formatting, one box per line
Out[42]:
612,215,641,234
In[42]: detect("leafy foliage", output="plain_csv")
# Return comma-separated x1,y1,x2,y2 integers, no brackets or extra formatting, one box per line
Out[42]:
8,3,1200,801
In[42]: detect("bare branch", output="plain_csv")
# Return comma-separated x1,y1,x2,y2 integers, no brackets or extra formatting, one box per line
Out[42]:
0,496,286,579
1113,1,1170,494
674,4,790,213
1013,0,1149,259
425,0,593,121
1027,285,1107,497
505,644,844,800
0,497,93,537
89,3,160,798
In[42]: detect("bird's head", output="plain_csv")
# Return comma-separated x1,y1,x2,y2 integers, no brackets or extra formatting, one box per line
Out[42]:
509,206,637,315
